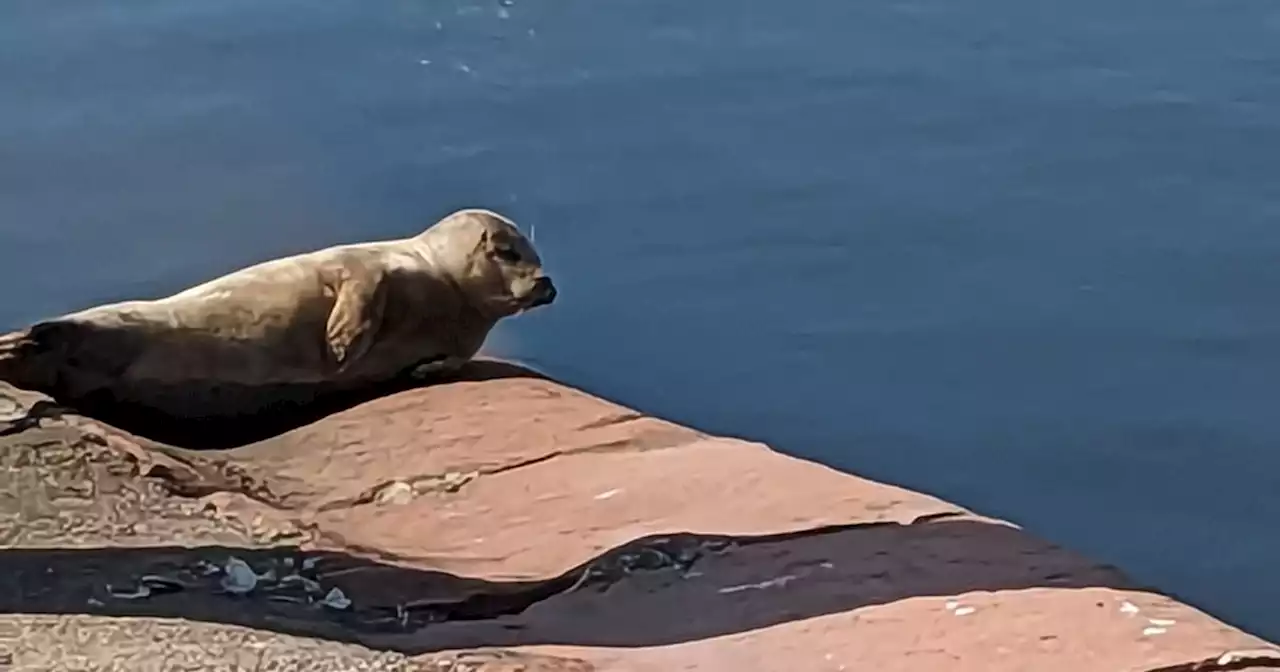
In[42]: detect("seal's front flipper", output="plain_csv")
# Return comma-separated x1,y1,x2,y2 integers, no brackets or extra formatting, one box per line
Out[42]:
324,267,388,374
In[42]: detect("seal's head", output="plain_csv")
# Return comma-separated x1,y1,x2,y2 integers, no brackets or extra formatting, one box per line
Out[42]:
419,208,557,317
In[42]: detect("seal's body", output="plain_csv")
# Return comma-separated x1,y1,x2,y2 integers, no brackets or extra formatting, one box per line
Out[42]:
0,208,556,419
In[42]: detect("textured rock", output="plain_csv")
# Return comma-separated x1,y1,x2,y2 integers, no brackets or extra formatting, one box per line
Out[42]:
1,359,1277,671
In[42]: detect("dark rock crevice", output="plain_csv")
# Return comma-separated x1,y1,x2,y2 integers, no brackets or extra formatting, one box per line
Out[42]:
1146,651,1280,672
0,523,1140,654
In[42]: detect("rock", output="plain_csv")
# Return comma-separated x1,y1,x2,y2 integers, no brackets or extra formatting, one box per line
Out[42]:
219,556,259,594
0,360,1277,671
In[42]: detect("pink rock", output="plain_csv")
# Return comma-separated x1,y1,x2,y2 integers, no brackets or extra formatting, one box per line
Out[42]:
1,360,1277,671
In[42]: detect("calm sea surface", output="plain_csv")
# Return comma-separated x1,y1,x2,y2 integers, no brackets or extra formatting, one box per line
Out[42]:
4,0,1280,639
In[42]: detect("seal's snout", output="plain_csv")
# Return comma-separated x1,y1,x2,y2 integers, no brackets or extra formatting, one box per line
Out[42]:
528,276,557,308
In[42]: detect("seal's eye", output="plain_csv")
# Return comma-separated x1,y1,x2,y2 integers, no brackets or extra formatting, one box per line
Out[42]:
493,246,522,264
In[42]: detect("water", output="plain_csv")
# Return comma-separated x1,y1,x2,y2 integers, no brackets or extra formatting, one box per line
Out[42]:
4,0,1280,639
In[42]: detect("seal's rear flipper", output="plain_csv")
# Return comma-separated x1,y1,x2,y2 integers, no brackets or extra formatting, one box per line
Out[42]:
0,325,59,392
0,320,131,399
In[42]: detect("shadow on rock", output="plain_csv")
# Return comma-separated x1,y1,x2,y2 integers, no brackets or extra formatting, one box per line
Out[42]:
0,519,1141,654
2,358,546,450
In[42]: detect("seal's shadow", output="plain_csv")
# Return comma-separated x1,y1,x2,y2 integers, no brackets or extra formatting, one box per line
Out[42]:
62,359,546,450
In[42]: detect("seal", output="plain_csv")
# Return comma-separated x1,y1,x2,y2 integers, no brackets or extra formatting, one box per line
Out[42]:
0,207,557,420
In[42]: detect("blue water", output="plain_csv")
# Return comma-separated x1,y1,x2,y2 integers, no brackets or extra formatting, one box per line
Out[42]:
4,0,1280,639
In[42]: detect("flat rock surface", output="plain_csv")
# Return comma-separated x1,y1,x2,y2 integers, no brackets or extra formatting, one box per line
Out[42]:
1,359,1277,671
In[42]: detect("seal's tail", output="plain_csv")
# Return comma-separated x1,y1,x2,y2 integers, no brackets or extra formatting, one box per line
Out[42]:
0,322,71,393
0,326,39,365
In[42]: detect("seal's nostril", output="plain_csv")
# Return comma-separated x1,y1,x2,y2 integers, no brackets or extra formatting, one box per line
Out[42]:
530,277,556,306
